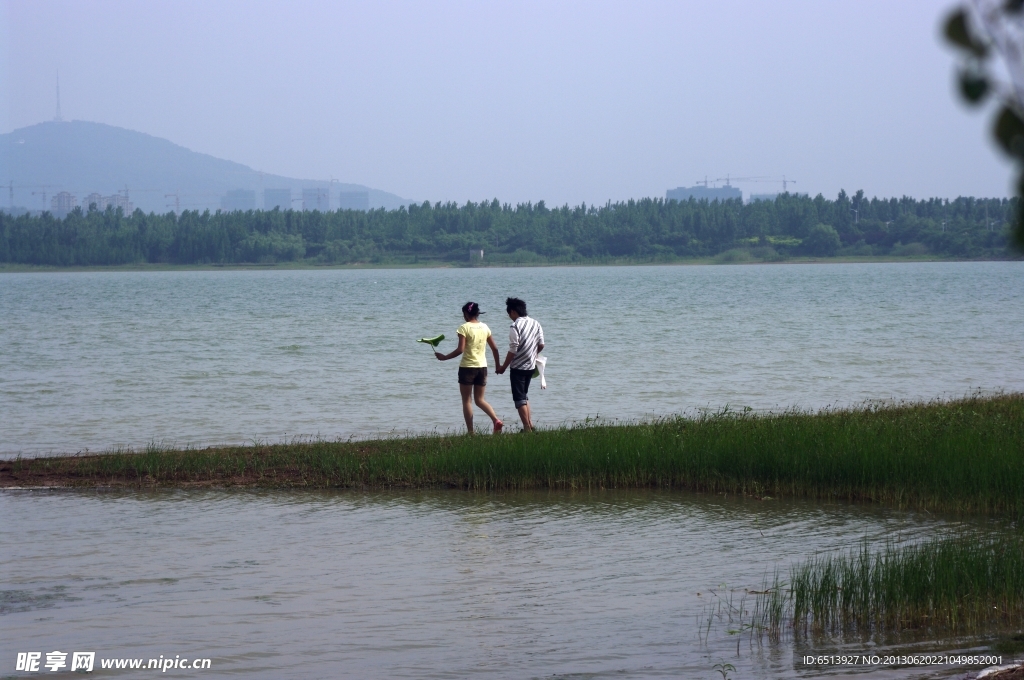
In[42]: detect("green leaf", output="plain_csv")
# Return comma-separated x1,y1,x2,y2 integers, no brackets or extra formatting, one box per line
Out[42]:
417,334,445,347
959,70,989,103
993,105,1024,158
944,9,988,57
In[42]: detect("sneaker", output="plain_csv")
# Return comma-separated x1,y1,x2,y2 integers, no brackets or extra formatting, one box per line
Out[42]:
493,420,503,434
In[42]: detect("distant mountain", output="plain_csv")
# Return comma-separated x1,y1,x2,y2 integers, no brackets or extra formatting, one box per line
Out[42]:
0,121,414,214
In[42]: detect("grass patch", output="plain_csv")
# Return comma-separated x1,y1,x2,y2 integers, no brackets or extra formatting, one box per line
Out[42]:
754,532,1024,636
3,394,1023,512
713,248,754,263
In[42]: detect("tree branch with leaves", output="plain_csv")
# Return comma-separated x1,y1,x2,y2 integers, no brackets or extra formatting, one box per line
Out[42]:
945,0,1024,246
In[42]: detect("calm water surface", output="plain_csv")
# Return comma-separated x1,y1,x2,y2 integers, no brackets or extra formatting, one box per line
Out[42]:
0,489,1007,679
1,262,1022,454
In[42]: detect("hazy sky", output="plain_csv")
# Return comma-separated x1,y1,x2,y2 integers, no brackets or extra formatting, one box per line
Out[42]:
1,0,1015,204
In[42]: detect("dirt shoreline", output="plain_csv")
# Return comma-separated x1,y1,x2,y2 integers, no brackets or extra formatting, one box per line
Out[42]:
1,253,1015,274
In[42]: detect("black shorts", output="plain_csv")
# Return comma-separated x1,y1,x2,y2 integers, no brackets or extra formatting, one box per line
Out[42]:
509,368,533,407
458,367,488,386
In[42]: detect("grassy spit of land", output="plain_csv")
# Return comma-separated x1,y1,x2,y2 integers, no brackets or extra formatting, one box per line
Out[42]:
4,394,1024,515
7,394,1024,642
754,532,1024,637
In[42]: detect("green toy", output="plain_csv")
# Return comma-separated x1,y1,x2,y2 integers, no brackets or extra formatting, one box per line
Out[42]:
417,334,445,353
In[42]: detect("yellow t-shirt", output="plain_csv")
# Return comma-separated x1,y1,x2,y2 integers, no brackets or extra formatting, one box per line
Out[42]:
457,321,491,368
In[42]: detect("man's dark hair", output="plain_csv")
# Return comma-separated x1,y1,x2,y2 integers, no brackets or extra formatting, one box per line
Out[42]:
506,297,527,316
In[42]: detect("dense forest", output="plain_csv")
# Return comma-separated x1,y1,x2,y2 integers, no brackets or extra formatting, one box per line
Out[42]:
0,190,1016,266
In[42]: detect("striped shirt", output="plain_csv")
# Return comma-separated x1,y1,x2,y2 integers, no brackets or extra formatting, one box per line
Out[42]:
508,316,544,370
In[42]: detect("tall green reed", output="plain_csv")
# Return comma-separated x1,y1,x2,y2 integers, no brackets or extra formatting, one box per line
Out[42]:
754,533,1024,637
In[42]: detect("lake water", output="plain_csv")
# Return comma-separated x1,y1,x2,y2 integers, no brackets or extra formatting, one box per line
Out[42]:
1,262,1023,455
3,262,1023,678
0,489,1007,679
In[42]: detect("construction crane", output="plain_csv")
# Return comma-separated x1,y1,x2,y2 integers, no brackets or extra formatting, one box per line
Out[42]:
10,185,182,213
165,192,181,213
27,185,58,210
7,184,55,211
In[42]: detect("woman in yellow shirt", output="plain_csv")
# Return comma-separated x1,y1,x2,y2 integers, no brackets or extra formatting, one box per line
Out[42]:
434,301,504,434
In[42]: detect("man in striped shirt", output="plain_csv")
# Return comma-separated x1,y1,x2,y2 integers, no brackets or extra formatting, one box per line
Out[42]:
495,297,545,432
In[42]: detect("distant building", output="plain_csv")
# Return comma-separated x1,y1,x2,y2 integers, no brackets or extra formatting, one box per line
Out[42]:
264,189,291,211
666,185,742,202
221,189,256,212
50,191,77,217
302,187,330,212
84,193,105,210
83,192,134,212
106,193,133,213
337,191,369,211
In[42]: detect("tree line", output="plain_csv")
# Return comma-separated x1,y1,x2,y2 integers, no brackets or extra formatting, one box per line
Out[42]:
0,190,1015,267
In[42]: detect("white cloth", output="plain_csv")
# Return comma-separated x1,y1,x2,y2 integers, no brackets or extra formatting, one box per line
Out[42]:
531,356,547,389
